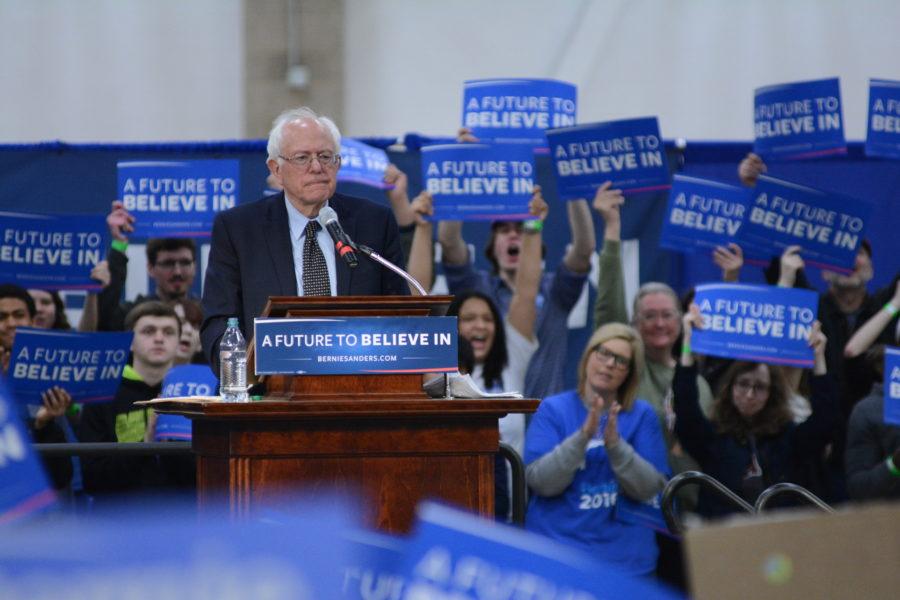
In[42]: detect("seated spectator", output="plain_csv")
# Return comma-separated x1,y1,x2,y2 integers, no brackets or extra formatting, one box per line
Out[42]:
172,298,205,365
674,304,836,518
524,323,669,576
845,345,900,501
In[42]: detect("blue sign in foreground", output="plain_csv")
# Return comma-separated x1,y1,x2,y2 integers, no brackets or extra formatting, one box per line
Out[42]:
0,212,108,290
692,284,819,367
8,328,133,404
885,346,900,426
338,138,391,188
117,159,240,239
546,117,670,199
254,316,458,375
865,78,900,160
659,175,750,253
154,364,218,441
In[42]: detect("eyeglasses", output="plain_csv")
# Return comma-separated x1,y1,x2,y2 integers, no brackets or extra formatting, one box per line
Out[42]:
637,310,679,323
593,345,631,370
278,152,341,170
155,258,194,271
733,380,770,396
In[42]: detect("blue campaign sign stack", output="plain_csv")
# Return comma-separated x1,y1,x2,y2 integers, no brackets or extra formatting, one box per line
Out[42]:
338,138,391,188
659,175,750,253
0,212,108,290
155,364,218,441
691,283,819,367
420,143,536,221
753,78,846,160
865,79,900,160
546,117,670,199
741,175,873,273
117,159,241,239
341,529,408,600
0,379,55,525
7,329,133,404
885,347,900,426
461,78,577,146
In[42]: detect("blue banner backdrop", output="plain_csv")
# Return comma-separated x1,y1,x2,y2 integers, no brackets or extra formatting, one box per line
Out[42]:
865,79,900,160
885,346,900,426
338,138,391,189
659,175,749,253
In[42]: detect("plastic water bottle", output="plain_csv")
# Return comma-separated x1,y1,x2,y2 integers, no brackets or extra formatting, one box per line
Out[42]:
219,317,249,402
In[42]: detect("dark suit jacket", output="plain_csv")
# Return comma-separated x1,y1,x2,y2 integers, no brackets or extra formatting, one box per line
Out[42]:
200,192,409,371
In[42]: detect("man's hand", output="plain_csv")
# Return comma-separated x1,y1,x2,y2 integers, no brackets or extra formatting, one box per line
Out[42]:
456,127,479,143
410,191,434,226
528,185,548,222
34,386,72,430
90,260,111,288
778,245,805,287
738,152,767,187
107,200,135,242
383,164,414,227
591,181,625,223
713,243,744,282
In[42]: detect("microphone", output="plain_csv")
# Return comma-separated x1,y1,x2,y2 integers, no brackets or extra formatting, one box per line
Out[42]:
318,206,358,268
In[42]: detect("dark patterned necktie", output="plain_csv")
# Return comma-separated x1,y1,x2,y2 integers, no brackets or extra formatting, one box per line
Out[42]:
302,220,330,296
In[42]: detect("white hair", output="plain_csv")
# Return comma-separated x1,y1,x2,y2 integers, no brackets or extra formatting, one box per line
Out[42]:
266,106,342,161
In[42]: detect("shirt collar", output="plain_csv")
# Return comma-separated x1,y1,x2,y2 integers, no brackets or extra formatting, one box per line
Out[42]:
285,197,330,241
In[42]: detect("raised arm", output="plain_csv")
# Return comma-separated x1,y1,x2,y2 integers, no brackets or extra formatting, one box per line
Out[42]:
738,152,767,187
777,245,805,288
713,243,744,283
561,199,595,274
383,164,415,228
591,182,627,329
405,191,435,295
78,260,111,332
845,280,900,358
507,187,547,341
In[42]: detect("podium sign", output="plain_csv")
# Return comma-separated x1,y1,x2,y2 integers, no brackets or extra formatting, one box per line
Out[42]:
254,316,458,375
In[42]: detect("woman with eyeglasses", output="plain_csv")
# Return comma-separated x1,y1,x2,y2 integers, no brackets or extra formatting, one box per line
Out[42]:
524,323,669,576
674,304,837,518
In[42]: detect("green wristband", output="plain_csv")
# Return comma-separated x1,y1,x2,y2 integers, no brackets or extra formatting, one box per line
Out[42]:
887,455,900,478
522,219,543,233
111,239,129,253
681,343,691,355
884,302,899,317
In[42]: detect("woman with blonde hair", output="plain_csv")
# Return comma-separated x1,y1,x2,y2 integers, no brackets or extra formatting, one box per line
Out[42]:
524,322,669,576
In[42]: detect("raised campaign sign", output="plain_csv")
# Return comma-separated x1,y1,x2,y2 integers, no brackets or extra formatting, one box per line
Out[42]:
338,138,391,189
117,159,240,239
421,143,536,221
659,175,749,253
254,316,458,376
154,364,218,441
7,329,133,404
691,283,819,367
753,77,846,160
0,212,108,290
865,78,900,160
741,174,872,273
546,117,670,199
462,78,577,146
885,346,900,427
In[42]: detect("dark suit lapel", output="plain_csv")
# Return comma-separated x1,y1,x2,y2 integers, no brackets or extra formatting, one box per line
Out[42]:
332,195,355,296
263,194,299,295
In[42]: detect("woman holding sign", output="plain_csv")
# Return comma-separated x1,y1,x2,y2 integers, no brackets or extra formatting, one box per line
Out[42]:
674,305,837,517
524,323,669,577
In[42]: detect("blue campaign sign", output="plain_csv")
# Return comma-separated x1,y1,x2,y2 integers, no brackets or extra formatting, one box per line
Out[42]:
885,347,900,426
865,79,900,159
659,175,750,253
0,379,55,525
7,328,133,404
692,283,819,367
338,138,391,189
399,502,682,600
0,212,108,290
342,530,407,600
254,316,458,376
461,78,577,146
753,78,846,160
117,159,240,239
421,143,536,221
546,117,670,199
740,175,873,273
154,364,217,441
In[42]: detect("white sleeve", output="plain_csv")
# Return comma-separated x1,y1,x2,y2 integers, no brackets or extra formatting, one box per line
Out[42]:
502,316,539,394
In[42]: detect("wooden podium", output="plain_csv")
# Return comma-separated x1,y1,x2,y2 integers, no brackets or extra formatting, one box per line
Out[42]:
153,295,538,533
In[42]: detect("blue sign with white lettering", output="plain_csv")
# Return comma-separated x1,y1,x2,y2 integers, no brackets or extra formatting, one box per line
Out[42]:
154,364,217,441
421,144,536,221
254,316,458,376
885,347,900,426
546,117,670,199
0,212,108,290
865,79,900,160
660,175,750,253
338,138,391,189
754,78,846,160
462,78,577,146
7,329,133,404
740,175,873,273
342,530,407,600
692,284,819,367
117,159,240,239
399,502,682,599
0,378,55,525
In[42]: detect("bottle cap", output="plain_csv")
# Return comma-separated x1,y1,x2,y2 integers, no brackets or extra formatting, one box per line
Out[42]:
227,317,239,327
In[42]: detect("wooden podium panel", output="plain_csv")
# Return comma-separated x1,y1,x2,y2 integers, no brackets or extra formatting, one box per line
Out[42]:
153,397,538,533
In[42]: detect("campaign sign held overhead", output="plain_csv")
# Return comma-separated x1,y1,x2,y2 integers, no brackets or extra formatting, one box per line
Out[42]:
154,364,218,441
691,284,819,367
659,175,750,253
7,329,133,404
421,143,536,221
117,159,240,239
865,79,900,160
753,78,846,160
254,316,458,376
885,347,900,426
0,212,108,290
338,138,391,189
342,529,408,600
0,378,55,525
462,78,576,146
741,175,872,273
546,117,670,199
